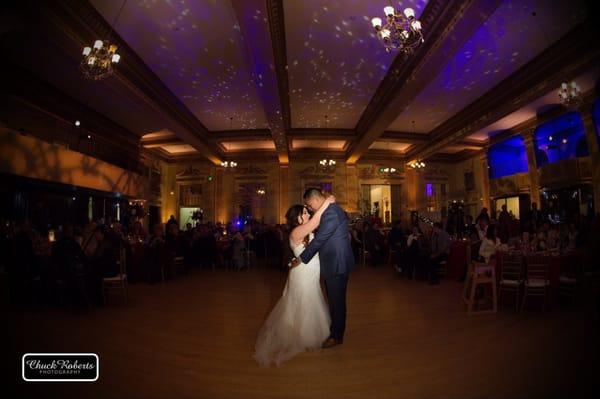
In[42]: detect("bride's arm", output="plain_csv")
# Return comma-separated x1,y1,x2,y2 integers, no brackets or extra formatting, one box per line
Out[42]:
290,197,335,243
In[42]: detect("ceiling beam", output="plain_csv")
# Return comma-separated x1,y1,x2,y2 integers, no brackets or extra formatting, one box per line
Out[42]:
406,21,600,162
141,137,183,149
230,0,290,164
31,0,223,164
380,131,430,143
346,0,503,164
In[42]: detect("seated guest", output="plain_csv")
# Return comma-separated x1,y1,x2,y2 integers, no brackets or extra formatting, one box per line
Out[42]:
426,223,450,285
497,204,511,243
404,227,422,278
195,225,216,269
88,225,117,304
388,220,405,272
52,224,86,278
130,221,147,242
363,222,384,266
479,224,501,263
230,225,246,271
566,222,579,252
475,217,488,242
475,207,490,225
464,214,478,241
146,223,167,282
81,221,99,258
91,226,118,278
350,220,364,262
51,224,88,307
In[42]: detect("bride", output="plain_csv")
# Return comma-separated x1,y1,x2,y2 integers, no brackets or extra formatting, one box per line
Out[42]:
253,196,335,367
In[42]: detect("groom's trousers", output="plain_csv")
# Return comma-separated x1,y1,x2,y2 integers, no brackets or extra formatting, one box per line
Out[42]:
324,272,349,341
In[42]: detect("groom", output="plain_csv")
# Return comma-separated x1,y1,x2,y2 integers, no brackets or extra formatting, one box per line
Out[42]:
291,188,355,348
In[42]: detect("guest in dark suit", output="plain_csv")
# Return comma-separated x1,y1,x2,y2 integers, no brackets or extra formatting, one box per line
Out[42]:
291,188,355,348
427,222,450,285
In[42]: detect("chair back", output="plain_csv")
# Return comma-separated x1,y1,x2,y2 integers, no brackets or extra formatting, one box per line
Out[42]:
501,251,524,281
525,254,549,281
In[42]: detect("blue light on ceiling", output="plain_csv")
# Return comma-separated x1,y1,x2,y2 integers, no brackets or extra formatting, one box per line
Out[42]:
488,135,528,179
534,111,588,167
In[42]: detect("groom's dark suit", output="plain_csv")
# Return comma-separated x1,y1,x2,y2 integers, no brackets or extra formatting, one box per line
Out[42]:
299,203,355,341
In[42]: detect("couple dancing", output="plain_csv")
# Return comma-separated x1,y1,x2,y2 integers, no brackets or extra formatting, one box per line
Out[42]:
254,188,355,367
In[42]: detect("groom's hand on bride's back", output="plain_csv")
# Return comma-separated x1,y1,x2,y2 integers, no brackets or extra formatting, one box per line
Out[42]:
289,257,301,268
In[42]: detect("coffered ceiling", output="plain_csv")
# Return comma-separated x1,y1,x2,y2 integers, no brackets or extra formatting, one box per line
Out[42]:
1,0,598,165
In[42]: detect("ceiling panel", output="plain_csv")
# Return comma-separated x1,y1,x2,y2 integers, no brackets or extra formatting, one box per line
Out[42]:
369,141,412,152
388,0,587,133
91,0,268,131
292,139,347,150
221,140,276,151
284,0,428,128
438,144,482,154
162,144,197,154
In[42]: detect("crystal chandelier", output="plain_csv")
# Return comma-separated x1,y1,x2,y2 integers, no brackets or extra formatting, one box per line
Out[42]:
379,166,397,174
558,81,582,107
81,40,120,80
371,4,424,53
80,0,127,80
409,161,426,169
318,159,336,173
221,161,237,168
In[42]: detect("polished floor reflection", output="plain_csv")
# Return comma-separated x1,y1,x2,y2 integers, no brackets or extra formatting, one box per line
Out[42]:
6,266,598,399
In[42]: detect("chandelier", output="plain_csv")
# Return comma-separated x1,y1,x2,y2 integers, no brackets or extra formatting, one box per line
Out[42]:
221,161,237,168
317,159,336,173
371,4,424,53
81,40,120,80
558,81,582,107
409,161,426,169
379,166,397,173
80,0,127,80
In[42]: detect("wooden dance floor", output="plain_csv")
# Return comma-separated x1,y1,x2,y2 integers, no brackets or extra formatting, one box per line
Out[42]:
6,266,599,398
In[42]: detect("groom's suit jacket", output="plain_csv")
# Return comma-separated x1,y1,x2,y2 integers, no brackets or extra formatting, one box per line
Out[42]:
299,203,355,279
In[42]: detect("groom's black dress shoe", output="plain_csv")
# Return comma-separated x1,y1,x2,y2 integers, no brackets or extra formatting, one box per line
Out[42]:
322,338,343,349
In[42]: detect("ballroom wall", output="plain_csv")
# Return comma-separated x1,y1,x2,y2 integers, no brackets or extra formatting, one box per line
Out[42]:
0,128,148,198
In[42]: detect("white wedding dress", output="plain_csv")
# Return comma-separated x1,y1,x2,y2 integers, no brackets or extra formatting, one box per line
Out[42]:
254,234,331,367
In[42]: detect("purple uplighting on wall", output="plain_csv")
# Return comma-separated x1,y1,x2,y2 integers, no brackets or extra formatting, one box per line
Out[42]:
426,183,433,197
534,111,588,167
488,135,528,179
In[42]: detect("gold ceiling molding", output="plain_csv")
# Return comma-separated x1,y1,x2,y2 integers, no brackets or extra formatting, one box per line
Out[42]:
36,1,223,163
407,21,600,162
347,0,503,164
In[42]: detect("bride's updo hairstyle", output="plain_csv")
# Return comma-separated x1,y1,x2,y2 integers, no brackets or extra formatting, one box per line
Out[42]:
285,204,310,247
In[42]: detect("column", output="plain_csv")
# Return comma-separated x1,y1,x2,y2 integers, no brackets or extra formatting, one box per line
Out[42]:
479,152,491,211
523,127,541,206
160,163,178,223
215,167,234,223
345,163,359,213
279,165,289,224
